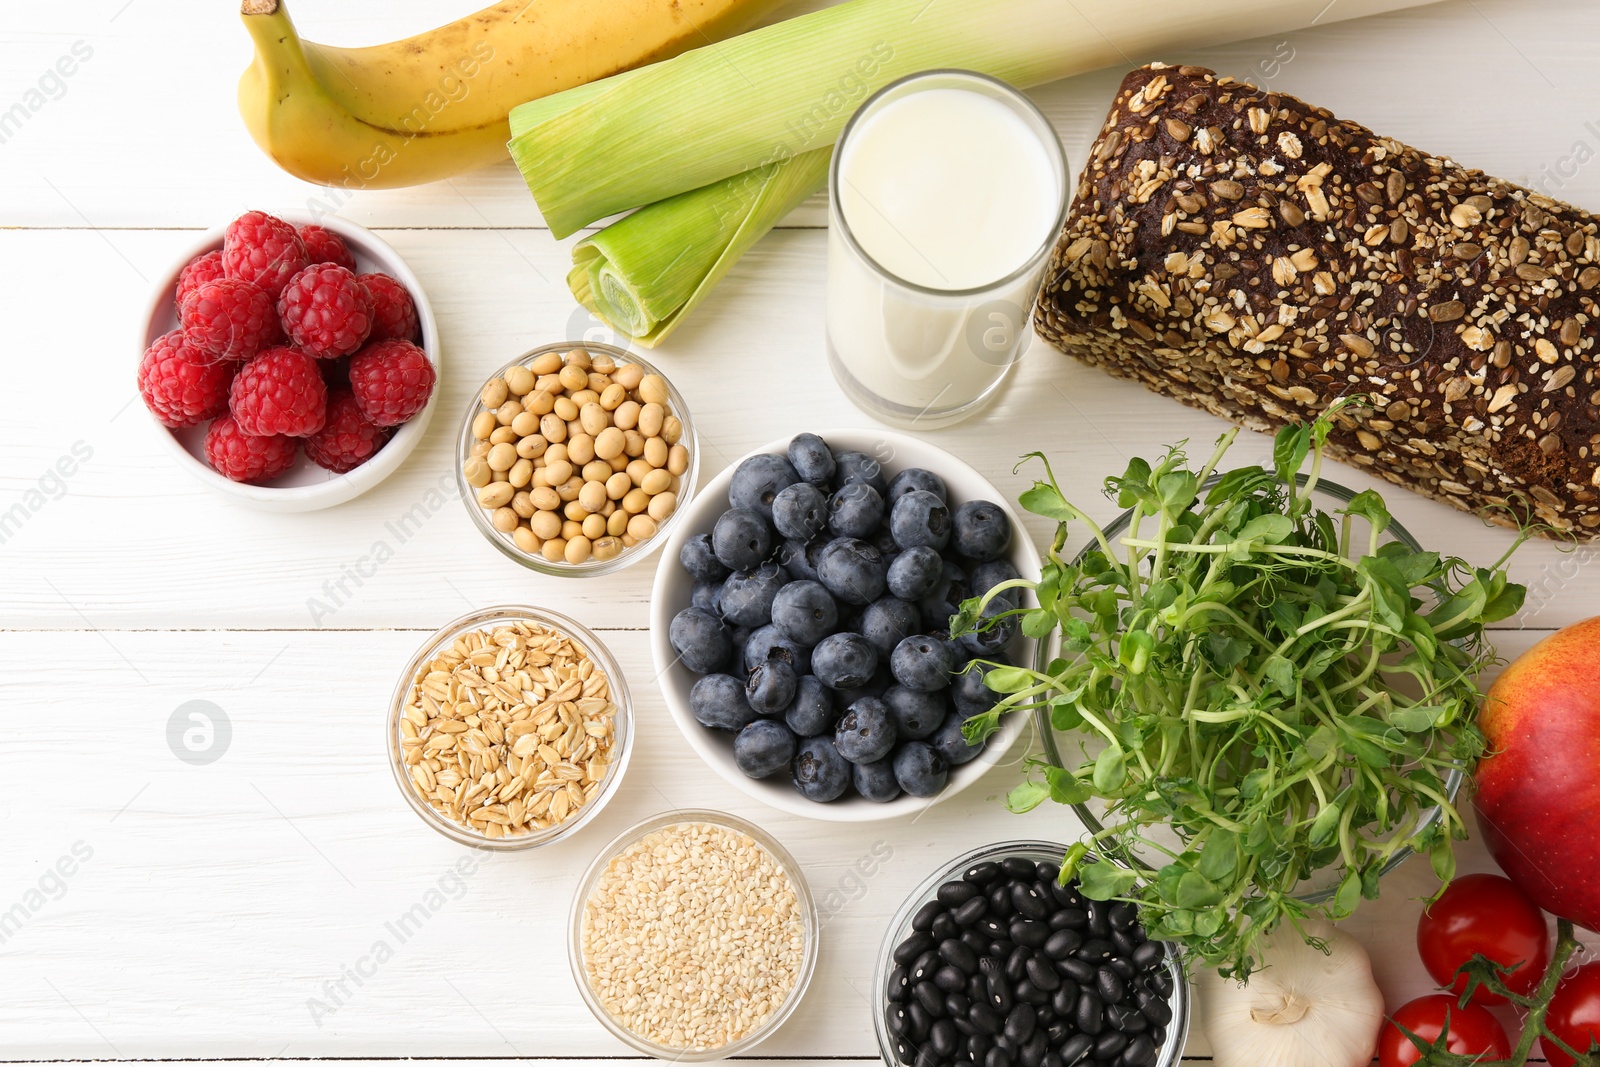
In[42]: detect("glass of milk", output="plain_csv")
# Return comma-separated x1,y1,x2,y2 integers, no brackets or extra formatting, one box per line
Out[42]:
826,70,1068,429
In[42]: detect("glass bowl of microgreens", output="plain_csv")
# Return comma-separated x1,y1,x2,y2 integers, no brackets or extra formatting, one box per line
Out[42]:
951,404,1525,980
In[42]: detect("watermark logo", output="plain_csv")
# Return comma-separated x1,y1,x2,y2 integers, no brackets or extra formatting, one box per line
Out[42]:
166,700,232,766
0,439,94,546
0,840,94,945
965,298,1034,368
0,41,94,148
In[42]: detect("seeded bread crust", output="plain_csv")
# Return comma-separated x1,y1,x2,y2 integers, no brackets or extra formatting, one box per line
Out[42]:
1034,63,1600,536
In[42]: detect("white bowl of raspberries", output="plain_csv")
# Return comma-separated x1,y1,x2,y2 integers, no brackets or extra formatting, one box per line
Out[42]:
651,429,1038,823
136,210,440,511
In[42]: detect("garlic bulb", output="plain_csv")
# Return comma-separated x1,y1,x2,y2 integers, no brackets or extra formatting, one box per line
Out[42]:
1197,920,1384,1067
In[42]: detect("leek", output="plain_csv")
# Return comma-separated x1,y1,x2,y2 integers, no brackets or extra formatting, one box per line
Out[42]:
508,0,1443,240
568,148,830,346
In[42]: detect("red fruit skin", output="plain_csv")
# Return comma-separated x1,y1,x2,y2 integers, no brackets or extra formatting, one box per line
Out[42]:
297,225,356,271
1378,995,1512,1067
359,272,420,342
137,330,233,428
204,415,298,485
180,278,282,362
175,250,226,309
222,211,308,300
1415,873,1551,1004
1473,616,1600,932
305,390,390,474
1542,962,1600,1067
229,346,328,438
277,264,374,359
348,340,435,427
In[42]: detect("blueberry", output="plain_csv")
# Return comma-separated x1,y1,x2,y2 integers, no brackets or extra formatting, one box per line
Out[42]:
784,675,838,737
887,467,948,506
746,656,798,715
873,526,902,559
918,559,971,632
830,663,892,706
931,708,986,766
952,500,1012,562
770,580,839,646
834,450,890,496
729,626,752,666
894,740,951,797
728,453,799,519
680,533,730,582
829,482,886,539
968,559,1022,604
770,481,829,542
887,545,945,600
712,507,773,572
744,625,812,676
860,596,923,656
812,631,879,689
793,737,851,802
952,660,1004,716
960,600,1018,656
854,756,903,802
835,697,896,764
884,685,948,740
718,563,789,628
892,633,958,692
890,490,952,551
777,537,823,582
787,432,836,486
691,579,721,614
816,537,888,606
670,607,731,673
734,719,797,778
689,674,757,731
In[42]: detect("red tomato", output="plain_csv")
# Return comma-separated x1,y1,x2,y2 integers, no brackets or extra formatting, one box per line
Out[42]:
1542,962,1600,1067
1416,873,1552,1003
1378,994,1512,1067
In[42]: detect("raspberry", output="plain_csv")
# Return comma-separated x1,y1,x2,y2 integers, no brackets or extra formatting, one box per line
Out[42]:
305,390,391,473
298,224,357,271
359,272,420,342
175,250,226,309
180,277,281,362
230,346,328,437
205,414,299,484
222,211,308,299
137,329,233,428
277,264,373,359
349,340,435,427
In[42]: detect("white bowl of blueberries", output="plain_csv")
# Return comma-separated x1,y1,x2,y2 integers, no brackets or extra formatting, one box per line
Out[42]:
650,428,1038,822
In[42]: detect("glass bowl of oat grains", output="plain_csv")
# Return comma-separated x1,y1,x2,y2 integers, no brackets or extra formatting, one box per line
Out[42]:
387,605,632,850
570,809,818,1057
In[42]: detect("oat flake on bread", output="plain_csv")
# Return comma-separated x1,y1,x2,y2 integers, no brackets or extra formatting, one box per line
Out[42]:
1034,63,1600,536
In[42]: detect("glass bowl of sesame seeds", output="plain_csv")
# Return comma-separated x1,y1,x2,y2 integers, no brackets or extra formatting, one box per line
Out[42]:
386,605,633,851
569,809,819,1058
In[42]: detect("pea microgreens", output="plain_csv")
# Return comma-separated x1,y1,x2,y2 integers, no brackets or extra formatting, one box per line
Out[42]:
952,406,1525,979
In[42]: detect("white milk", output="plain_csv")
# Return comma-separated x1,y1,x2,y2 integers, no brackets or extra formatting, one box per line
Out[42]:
826,80,1065,426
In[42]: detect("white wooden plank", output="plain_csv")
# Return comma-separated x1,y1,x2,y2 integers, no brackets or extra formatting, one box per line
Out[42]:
0,627,1588,1058
2,0,1598,230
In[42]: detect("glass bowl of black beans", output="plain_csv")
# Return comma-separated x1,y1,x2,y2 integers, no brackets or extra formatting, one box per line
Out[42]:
875,841,1189,1067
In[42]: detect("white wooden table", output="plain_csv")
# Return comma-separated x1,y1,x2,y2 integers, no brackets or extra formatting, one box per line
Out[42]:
3,0,1598,1062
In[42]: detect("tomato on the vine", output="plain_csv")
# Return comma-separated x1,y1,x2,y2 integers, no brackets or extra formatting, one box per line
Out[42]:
1416,872,1551,1003
1542,962,1600,1067
1378,994,1512,1067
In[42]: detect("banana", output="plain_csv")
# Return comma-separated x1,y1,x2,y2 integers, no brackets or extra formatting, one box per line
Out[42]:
237,0,786,189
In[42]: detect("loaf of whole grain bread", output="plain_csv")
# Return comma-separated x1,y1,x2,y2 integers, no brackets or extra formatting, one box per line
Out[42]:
1034,64,1600,536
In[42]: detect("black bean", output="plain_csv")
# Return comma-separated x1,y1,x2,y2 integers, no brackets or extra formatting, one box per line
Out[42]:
966,861,1001,884
984,1046,1013,1067
1016,979,1050,1006
940,938,979,974
913,900,945,932
967,973,988,1002
1109,902,1138,931
1108,957,1136,982
914,981,947,1017
929,1018,960,1058
913,1045,942,1067
888,964,911,1002
890,1034,915,1065
969,1002,1004,1036
1130,941,1165,972
1048,909,1081,931
968,1034,994,1060
1046,1021,1073,1045
888,1005,915,1038
1075,989,1103,1035
935,964,966,992
932,913,960,942
1077,938,1116,962
940,879,983,906
1110,930,1137,958
1025,956,1062,992
1054,907,1088,930
946,993,972,1018
995,1035,1016,1054
1042,1052,1063,1067
911,950,939,983
1005,946,1030,982
1150,1026,1166,1046
1051,982,1079,1016
1048,881,1080,908
908,1001,933,1039
1086,909,1111,939
980,955,1002,976
1045,928,1084,959
1011,883,1050,920
989,938,1017,960
1092,1029,1128,1060
1011,919,1050,948
988,884,1015,918
1057,957,1097,984
987,971,1013,1013
954,896,989,926
1001,856,1036,880
1058,1032,1095,1066
963,929,992,956
1139,993,1172,1027
1095,967,1125,1004
1120,1034,1156,1067
1035,860,1061,884
977,918,1009,941
1117,1008,1147,1034
952,1016,978,1037
894,931,935,965
1102,1002,1138,1032
1151,971,1173,996
1020,1031,1048,1067
1036,1004,1057,1026
1003,1003,1037,1044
